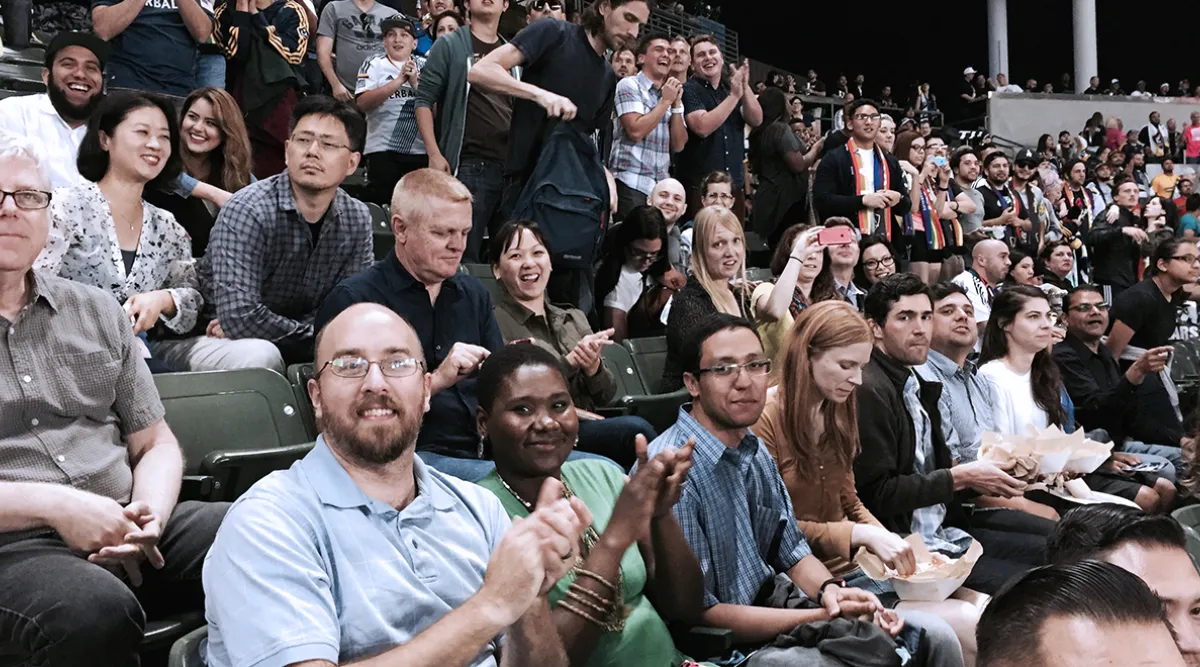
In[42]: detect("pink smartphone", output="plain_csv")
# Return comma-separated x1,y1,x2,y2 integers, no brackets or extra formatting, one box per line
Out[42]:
817,226,857,246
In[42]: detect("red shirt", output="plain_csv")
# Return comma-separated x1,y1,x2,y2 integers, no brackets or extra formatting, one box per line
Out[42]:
1185,124,1200,158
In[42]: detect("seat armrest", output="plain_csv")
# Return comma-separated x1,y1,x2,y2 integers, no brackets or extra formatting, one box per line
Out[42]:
670,625,735,661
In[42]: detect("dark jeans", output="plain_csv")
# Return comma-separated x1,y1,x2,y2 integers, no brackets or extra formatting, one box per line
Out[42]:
367,152,429,206
614,180,649,223
0,501,229,666
457,158,507,263
577,416,657,470
961,507,1053,595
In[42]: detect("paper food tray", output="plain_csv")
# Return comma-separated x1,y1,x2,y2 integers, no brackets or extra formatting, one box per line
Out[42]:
854,535,982,602
980,426,1114,478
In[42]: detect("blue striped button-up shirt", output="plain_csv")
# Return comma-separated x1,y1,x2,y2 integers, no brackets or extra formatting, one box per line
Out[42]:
646,405,813,608
917,349,996,464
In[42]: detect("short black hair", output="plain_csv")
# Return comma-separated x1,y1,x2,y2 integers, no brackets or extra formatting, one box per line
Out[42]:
288,95,367,154
488,219,546,266
864,273,932,326
982,151,1010,169
1153,235,1198,274
1063,283,1105,309
929,280,968,302
949,146,978,172
976,560,1169,667
77,90,182,188
845,97,879,117
476,341,569,414
636,31,670,57
1047,503,1187,565
680,313,759,376
1039,238,1072,262
1188,193,1200,213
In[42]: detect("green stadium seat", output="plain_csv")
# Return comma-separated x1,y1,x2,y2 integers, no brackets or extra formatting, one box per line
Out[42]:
600,344,648,399
459,263,503,302
367,203,393,260
745,267,773,282
1173,505,1200,567
623,336,668,394
166,624,208,667
620,388,690,434
141,611,205,667
286,363,318,440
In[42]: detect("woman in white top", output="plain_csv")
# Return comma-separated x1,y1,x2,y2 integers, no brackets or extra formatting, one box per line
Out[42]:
596,205,670,342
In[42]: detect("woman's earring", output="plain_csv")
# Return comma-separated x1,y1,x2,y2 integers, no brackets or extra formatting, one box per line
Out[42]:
573,436,579,450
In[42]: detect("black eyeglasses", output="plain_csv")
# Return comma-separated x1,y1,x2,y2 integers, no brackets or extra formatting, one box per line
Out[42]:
0,189,52,210
1171,254,1200,265
862,255,895,271
316,355,425,379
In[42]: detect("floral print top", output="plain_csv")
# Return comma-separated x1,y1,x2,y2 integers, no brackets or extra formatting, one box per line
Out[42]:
36,182,203,335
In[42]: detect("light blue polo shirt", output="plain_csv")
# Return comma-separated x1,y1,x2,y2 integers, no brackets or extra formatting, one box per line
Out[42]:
203,437,511,667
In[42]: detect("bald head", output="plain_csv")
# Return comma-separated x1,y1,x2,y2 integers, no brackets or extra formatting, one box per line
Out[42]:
973,239,1011,285
315,303,425,370
648,177,687,225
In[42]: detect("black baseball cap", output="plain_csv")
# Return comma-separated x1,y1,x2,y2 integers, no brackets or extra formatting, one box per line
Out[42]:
1014,148,1037,166
43,31,109,69
380,15,418,38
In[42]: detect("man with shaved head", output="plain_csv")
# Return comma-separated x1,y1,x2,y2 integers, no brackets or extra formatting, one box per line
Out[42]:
952,239,1011,339
205,303,589,667
647,177,689,275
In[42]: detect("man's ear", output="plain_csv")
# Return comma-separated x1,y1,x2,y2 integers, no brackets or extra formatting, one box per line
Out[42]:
868,318,885,344
475,405,489,442
682,371,701,399
307,377,323,421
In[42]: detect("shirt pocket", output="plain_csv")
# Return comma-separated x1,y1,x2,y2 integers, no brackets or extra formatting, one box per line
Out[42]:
47,350,121,419
751,503,789,566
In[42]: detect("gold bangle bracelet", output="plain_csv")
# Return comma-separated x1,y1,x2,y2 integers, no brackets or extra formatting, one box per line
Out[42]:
575,569,618,593
559,600,605,627
565,588,612,617
570,582,613,606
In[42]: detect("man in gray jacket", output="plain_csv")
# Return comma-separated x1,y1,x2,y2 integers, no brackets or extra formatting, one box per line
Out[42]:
416,0,518,263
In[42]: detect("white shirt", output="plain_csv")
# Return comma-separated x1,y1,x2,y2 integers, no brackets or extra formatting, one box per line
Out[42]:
355,54,426,156
995,84,1023,93
0,94,87,190
952,269,992,351
603,265,648,312
978,360,1050,435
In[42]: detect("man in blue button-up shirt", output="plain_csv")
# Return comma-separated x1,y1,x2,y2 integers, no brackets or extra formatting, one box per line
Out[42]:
204,303,587,667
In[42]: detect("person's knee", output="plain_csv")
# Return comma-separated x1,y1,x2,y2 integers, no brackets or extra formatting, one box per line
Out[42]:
1134,486,1162,513
904,610,964,663
230,340,285,373
33,572,145,662
1154,477,1177,508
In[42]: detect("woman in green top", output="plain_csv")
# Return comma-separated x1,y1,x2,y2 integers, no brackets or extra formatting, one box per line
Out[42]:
474,342,707,667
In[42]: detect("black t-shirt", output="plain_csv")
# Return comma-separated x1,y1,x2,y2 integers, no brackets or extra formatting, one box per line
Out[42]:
461,32,512,165
506,19,617,180
1109,277,1185,350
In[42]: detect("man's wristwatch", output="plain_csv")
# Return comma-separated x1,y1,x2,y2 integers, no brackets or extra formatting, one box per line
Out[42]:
818,577,846,599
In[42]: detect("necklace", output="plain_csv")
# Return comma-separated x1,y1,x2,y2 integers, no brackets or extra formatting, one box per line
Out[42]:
496,474,603,568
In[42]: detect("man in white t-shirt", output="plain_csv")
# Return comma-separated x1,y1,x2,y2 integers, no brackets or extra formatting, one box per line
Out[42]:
356,16,428,204
952,239,1010,340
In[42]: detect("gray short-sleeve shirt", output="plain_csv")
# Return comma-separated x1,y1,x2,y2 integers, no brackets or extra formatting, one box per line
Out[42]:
317,0,398,90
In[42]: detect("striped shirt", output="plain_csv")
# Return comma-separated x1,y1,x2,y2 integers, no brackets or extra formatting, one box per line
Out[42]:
917,349,996,464
610,72,674,196
645,405,813,608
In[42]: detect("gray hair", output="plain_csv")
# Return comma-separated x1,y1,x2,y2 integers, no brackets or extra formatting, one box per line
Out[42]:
0,132,51,190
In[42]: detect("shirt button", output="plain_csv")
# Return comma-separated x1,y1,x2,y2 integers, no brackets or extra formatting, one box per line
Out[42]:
56,455,65,462
22,375,31,383
30,418,38,426
7,327,12,335
435,345,442,351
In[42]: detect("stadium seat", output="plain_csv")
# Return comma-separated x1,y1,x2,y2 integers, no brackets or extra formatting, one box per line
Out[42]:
286,363,318,439
1173,505,1200,567
155,369,312,501
620,388,691,435
600,344,647,399
623,336,668,394
367,203,393,260
166,624,208,667
140,611,205,667
460,263,504,302
745,267,773,282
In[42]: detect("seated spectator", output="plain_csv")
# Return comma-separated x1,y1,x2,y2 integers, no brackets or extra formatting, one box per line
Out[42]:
812,98,908,237
0,32,105,190
185,96,375,373
316,168,504,479
853,235,898,291
475,342,705,666
1000,249,1040,287
975,561,1187,667
822,217,867,308
489,221,656,468
645,314,963,661
144,87,254,258
1046,504,1200,665
37,91,201,373
749,88,822,244
755,301,985,662
92,0,213,98
0,132,226,664
979,286,1173,513
316,0,398,104
679,170,736,257
610,32,687,221
1038,239,1076,291
646,177,690,275
1091,179,1149,302
952,239,1010,339
203,303,587,667
596,205,671,342
356,16,429,205
215,0,310,179
751,224,839,360
1180,193,1200,239
660,206,753,392
432,9,463,39
857,273,1049,595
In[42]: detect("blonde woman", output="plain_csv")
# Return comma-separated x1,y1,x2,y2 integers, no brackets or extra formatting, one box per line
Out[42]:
754,300,986,665
659,206,751,392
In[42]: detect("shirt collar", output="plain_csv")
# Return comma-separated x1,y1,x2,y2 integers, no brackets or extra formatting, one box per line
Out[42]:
925,348,966,377
303,436,457,513
673,404,759,467
275,171,346,223
494,284,539,326
385,250,461,296
29,269,59,311
1063,332,1103,360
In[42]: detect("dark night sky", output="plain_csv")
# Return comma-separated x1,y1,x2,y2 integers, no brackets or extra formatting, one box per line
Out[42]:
712,0,1187,104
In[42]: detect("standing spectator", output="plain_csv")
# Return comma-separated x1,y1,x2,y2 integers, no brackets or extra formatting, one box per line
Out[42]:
416,0,517,263
950,146,986,247
749,88,822,244
956,67,980,122
1152,158,1180,199
92,0,214,98
878,85,895,107
812,98,908,238
1186,112,1200,165
178,96,374,371
1107,78,1125,95
611,46,636,79
1086,159,1116,209
978,151,1032,251
1140,111,1169,162
356,16,428,205
0,32,106,191
469,0,651,216
216,0,311,179
1166,117,1184,161
1090,180,1149,302
1056,159,1094,277
609,33,688,221
803,69,826,96
317,0,396,103
674,34,764,221
851,73,866,99
668,35,690,82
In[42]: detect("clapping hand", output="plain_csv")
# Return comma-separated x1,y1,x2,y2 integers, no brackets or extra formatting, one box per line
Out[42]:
565,329,615,377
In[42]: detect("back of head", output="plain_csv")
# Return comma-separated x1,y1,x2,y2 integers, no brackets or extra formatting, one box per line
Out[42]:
1047,503,1186,565
977,560,1169,667
863,272,931,327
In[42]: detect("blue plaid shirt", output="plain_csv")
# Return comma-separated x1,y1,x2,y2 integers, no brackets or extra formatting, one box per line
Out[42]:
645,405,813,608
917,349,996,464
903,374,973,557
609,72,674,196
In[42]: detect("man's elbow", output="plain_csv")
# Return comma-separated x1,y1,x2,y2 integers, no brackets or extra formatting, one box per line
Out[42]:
92,15,117,40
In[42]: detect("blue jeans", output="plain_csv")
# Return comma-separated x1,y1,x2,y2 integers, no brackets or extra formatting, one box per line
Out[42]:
1120,441,1182,484
456,158,506,263
577,416,657,471
418,450,619,483
195,52,226,89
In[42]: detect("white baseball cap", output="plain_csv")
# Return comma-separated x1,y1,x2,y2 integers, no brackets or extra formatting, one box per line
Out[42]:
964,66,977,76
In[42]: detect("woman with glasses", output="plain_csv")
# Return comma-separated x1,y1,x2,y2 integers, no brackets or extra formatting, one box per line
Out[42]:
854,235,898,291
596,206,671,343
474,342,709,667
37,91,199,373
660,207,752,392
751,224,839,360
754,301,983,664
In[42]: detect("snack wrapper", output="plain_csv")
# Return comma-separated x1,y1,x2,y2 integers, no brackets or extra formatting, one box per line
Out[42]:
979,426,1113,479
854,535,982,602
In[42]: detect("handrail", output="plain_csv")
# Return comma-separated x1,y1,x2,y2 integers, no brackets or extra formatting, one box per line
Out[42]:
647,6,738,64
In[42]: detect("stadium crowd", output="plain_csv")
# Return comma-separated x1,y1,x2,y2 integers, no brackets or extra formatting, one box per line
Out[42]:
4,0,1200,666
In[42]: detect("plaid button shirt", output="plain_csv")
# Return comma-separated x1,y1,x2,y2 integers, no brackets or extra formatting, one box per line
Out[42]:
197,172,375,343
904,373,973,557
917,349,996,464
609,72,674,196
644,405,813,608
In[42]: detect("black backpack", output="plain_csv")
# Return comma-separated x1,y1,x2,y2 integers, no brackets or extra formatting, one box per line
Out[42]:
512,122,611,270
